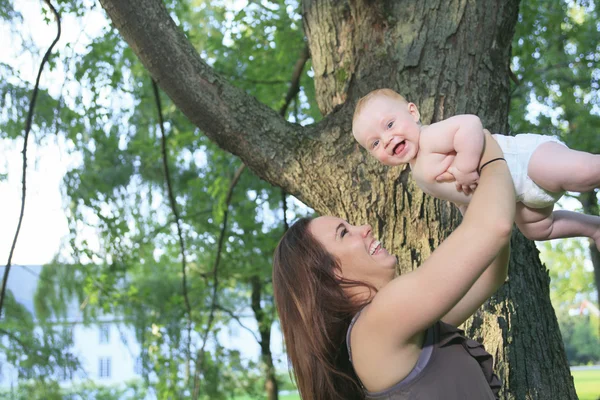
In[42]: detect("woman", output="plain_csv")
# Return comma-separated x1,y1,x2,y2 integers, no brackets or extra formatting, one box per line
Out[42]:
273,131,515,399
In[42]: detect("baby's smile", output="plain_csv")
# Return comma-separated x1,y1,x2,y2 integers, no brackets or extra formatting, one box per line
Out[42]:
393,140,406,155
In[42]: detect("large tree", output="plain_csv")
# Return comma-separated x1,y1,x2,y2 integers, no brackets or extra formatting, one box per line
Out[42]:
510,0,600,313
98,0,575,398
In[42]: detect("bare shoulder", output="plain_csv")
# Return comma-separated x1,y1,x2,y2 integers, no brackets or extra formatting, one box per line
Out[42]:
418,123,440,149
418,119,459,153
349,301,425,391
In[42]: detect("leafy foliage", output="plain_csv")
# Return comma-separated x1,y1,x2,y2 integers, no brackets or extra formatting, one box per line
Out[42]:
0,290,80,388
511,0,600,153
540,238,600,364
2,0,312,397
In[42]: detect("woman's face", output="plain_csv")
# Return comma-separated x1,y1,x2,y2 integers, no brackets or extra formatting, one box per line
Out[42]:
309,216,397,288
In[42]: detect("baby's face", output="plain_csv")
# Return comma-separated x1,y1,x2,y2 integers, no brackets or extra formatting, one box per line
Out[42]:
352,95,421,166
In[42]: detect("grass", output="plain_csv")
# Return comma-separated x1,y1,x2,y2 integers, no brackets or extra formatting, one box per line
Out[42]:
233,394,299,400
573,369,600,400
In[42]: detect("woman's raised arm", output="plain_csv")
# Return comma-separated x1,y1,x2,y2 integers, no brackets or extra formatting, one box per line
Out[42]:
364,132,515,345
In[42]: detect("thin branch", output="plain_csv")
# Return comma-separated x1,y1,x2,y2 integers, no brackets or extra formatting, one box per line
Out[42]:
151,79,194,380
281,188,289,232
278,45,310,116
279,46,310,232
0,0,61,318
193,163,245,399
215,304,261,344
141,208,213,248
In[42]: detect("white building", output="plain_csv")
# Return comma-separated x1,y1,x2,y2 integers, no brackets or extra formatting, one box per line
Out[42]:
1,265,296,398
0,265,142,389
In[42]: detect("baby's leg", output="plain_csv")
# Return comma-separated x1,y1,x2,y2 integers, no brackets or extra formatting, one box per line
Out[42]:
516,203,600,250
528,142,600,193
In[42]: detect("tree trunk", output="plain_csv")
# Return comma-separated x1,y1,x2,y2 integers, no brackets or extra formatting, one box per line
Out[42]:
250,276,278,400
580,191,600,316
99,0,578,398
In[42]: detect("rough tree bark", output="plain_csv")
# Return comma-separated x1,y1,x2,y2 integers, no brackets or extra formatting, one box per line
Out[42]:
580,191,600,315
98,0,578,398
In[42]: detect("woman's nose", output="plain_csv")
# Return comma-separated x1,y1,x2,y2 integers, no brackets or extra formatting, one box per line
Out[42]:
361,224,372,238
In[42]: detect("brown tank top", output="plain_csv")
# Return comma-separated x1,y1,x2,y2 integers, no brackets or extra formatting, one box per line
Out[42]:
346,313,501,399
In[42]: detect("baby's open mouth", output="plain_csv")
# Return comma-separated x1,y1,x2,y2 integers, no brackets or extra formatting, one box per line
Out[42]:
393,140,406,155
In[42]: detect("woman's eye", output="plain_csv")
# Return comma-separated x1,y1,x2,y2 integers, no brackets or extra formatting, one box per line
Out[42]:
387,121,394,129
372,140,379,149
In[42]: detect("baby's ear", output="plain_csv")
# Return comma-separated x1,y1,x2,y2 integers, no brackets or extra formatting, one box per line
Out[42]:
351,131,363,146
407,102,421,121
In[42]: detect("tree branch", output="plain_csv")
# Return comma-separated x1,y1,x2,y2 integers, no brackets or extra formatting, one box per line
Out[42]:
278,46,310,231
151,78,194,382
192,163,245,398
98,0,308,187
99,0,359,214
0,0,61,318
279,44,310,116
215,303,261,344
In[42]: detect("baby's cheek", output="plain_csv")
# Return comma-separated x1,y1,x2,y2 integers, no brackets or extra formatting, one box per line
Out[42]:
377,153,389,164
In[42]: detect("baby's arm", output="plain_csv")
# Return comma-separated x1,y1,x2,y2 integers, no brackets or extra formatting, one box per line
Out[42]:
423,115,485,187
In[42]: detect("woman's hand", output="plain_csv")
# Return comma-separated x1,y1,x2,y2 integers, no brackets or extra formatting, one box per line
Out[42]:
436,130,504,196
478,130,504,169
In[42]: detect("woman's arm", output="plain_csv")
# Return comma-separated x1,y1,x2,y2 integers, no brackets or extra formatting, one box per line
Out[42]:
363,132,515,345
440,203,511,327
441,240,510,327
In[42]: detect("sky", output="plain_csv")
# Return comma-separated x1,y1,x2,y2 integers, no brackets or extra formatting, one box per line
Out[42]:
0,0,107,265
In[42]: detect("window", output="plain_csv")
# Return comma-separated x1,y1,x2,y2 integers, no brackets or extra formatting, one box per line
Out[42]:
99,324,110,344
99,357,111,378
134,356,143,375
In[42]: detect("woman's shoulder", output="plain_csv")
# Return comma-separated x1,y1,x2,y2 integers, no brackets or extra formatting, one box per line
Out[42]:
351,301,428,350
349,306,433,392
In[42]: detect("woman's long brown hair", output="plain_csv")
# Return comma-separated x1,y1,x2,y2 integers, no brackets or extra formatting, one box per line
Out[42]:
273,217,376,400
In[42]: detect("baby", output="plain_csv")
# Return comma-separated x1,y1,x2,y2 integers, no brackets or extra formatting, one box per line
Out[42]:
352,89,600,249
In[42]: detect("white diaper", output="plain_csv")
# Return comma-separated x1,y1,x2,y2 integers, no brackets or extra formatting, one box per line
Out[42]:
492,133,566,209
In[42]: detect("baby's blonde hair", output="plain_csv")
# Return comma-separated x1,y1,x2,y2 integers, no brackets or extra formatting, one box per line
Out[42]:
352,88,408,127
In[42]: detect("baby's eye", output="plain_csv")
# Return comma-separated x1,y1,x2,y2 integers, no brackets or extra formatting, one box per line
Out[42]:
371,139,380,149
341,228,349,238
387,121,394,129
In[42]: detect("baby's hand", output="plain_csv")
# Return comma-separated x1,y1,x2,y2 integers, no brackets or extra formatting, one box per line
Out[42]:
440,166,479,195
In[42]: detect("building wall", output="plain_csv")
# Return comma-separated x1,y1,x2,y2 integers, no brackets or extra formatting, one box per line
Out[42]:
68,321,141,385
